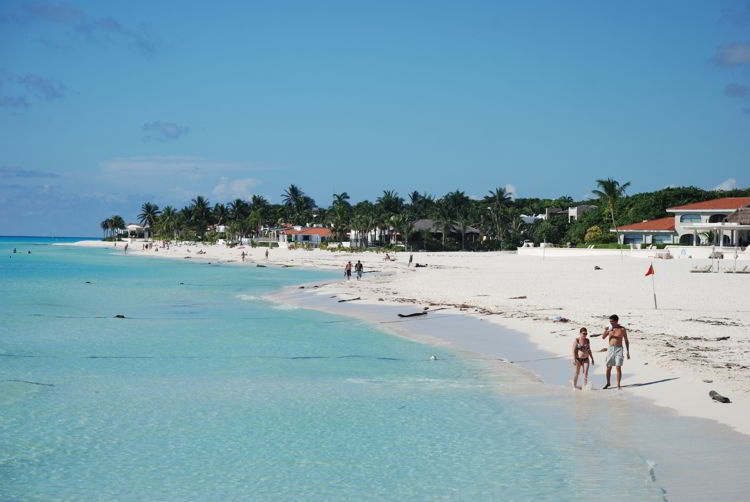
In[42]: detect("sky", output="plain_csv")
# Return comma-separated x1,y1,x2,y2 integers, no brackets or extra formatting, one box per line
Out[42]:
1,0,749,236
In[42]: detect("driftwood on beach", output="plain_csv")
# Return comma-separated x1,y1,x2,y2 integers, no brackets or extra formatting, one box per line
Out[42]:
397,311,428,318
709,390,731,403
338,297,361,303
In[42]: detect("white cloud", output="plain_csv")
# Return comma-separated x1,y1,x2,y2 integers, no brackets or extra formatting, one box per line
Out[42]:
211,177,261,201
99,155,251,176
713,178,737,191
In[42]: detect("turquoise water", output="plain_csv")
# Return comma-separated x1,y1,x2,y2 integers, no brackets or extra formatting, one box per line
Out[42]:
0,238,666,501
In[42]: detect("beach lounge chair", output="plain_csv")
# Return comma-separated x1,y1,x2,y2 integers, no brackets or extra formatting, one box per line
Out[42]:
690,265,712,273
730,265,750,274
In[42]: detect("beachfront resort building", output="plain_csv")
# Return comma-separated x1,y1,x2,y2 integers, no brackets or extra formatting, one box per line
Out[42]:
121,223,151,240
278,226,332,247
613,197,750,246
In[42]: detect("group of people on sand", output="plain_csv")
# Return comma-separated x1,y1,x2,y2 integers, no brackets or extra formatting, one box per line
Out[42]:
572,314,630,390
344,260,364,280
240,249,269,263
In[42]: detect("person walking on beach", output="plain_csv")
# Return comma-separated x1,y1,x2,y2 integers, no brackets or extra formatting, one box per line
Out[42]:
265,249,269,260
355,260,363,280
241,251,246,262
345,261,352,280
572,327,594,389
124,243,128,254
602,314,630,389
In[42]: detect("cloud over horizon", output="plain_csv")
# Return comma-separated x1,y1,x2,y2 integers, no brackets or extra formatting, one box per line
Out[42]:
212,177,261,201
713,178,738,191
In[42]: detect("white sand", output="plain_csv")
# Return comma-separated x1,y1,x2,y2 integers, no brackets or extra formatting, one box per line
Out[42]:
64,240,750,436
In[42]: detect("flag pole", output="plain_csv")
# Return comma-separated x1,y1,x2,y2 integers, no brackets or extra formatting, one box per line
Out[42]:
650,262,658,310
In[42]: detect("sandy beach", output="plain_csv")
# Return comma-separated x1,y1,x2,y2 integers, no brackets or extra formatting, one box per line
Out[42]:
63,240,750,438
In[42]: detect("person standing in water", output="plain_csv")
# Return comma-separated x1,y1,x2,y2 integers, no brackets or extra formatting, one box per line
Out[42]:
602,314,630,389
572,327,594,389
355,260,363,280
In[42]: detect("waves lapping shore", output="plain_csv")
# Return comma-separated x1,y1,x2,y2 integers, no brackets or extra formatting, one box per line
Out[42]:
63,239,750,438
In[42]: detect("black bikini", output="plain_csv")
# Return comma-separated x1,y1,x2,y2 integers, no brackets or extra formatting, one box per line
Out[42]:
576,340,590,364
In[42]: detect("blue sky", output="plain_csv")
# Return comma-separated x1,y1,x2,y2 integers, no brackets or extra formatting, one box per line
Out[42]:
1,1,749,236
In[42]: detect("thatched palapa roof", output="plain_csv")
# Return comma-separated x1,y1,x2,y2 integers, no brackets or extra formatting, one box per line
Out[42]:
725,208,750,225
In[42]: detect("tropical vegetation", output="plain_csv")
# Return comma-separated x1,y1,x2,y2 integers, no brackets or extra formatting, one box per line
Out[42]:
105,182,750,251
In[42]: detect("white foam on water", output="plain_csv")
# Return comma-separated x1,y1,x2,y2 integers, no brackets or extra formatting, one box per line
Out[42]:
271,303,299,310
236,294,261,301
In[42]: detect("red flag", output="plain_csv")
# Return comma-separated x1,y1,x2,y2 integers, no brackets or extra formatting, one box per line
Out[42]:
645,264,654,276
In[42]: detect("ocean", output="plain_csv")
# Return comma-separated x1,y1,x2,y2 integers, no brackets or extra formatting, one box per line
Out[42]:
0,237,667,501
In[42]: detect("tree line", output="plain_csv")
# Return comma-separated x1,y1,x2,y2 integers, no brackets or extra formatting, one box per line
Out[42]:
100,180,750,251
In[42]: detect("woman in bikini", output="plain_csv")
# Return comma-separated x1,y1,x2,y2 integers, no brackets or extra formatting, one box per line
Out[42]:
572,327,594,389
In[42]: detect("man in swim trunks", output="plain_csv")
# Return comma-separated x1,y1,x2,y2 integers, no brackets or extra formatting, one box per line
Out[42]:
602,314,630,389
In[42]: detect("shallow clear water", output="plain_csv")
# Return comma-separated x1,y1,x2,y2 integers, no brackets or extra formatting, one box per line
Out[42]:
0,238,667,501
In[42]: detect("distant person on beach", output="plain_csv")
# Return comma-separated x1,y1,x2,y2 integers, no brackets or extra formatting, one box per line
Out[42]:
602,314,630,389
355,260,363,280
241,251,246,262
124,243,128,254
345,261,352,280
408,254,413,267
265,249,269,260
572,327,594,389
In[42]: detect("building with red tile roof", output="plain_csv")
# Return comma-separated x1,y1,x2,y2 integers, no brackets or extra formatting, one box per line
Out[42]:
278,226,333,247
612,197,750,247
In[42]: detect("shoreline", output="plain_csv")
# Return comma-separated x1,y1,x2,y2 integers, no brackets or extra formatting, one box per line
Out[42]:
271,280,750,501
59,240,750,438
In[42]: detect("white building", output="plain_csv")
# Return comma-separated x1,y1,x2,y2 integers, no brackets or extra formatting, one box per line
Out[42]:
122,223,151,240
278,226,333,247
613,197,750,246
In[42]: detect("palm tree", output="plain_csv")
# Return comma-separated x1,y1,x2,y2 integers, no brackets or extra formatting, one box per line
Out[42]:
100,219,111,239
377,190,404,215
433,201,455,250
282,185,315,224
190,196,212,237
138,202,161,228
391,214,415,251
213,203,228,226
592,178,631,246
485,187,512,207
228,199,249,221
352,214,376,248
443,189,471,214
455,211,474,250
407,191,434,219
158,206,177,239
332,192,350,208
110,215,126,239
